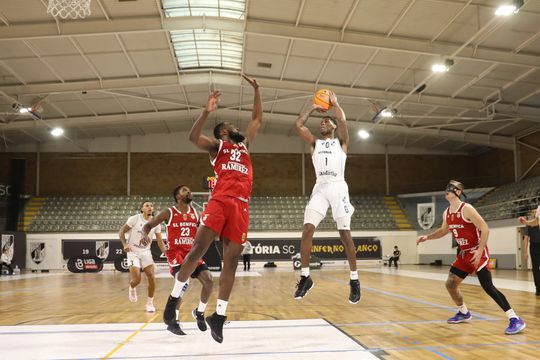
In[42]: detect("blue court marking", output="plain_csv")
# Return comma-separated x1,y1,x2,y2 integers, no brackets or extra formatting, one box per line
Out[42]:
0,318,500,336
319,274,497,320
426,347,455,360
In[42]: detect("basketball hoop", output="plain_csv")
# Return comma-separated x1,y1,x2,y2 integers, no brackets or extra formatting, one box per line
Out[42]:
47,0,92,19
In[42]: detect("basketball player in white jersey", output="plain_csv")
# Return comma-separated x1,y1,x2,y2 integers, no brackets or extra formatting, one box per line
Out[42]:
119,201,166,312
293,91,360,304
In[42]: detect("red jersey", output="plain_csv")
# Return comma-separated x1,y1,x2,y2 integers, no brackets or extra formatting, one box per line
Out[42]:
166,206,199,252
446,202,481,251
211,140,253,201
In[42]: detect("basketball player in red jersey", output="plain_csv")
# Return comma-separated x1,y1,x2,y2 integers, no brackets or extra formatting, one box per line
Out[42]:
417,180,525,335
160,74,261,343
143,185,213,336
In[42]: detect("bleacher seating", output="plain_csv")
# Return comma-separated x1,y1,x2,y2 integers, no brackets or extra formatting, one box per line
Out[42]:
26,194,401,232
474,176,540,221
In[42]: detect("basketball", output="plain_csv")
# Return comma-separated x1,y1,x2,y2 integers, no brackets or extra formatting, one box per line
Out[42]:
313,89,333,111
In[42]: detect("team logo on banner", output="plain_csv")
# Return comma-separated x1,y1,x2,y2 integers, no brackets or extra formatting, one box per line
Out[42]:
1,234,14,263
30,242,46,264
96,241,110,260
417,203,435,230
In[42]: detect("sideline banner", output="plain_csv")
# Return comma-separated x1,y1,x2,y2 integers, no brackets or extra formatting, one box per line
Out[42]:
248,237,381,261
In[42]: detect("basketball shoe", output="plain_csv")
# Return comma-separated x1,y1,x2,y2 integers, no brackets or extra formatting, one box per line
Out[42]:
146,299,156,313
163,295,179,325
294,275,314,299
128,286,137,303
447,311,472,323
166,321,186,336
505,317,526,335
349,279,361,304
192,308,207,331
206,312,226,343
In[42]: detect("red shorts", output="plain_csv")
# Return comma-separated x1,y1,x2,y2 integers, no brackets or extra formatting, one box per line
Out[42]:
166,248,204,276
452,247,490,274
200,195,249,245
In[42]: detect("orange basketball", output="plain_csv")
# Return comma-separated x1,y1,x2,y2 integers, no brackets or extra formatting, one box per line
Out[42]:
313,89,333,111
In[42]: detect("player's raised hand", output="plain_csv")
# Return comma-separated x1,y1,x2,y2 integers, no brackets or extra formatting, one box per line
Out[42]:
206,90,222,112
328,91,339,106
123,244,131,253
518,216,526,225
311,103,327,113
241,74,259,89
416,235,428,245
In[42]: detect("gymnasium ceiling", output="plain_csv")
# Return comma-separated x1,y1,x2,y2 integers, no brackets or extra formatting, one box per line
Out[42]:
0,0,539,153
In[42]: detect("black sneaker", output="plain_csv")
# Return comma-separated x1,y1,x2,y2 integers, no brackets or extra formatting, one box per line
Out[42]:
166,321,186,336
294,275,314,299
206,312,226,343
349,279,361,304
192,308,207,332
163,295,179,325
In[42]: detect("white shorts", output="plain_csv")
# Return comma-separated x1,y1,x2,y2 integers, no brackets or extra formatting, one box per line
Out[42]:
305,181,354,226
127,249,154,269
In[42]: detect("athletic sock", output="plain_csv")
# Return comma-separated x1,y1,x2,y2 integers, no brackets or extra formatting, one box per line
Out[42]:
197,301,207,313
216,299,228,316
171,279,187,298
350,271,358,280
505,309,518,319
301,267,310,277
458,304,468,314
147,297,153,304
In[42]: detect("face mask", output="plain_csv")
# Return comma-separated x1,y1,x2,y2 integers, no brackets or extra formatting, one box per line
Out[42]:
445,184,467,198
229,131,245,143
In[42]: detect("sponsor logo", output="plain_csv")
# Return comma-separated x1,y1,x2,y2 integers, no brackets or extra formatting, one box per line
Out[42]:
31,242,46,264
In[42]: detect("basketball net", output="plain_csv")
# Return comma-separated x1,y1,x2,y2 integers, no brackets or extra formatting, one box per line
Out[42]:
47,0,91,19
192,192,212,212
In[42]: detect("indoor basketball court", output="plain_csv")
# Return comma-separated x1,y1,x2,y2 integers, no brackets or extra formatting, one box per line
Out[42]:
1,1,540,359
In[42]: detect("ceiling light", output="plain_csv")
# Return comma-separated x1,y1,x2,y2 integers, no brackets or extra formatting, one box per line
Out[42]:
18,107,31,113
50,127,64,137
380,109,394,118
495,1,523,16
432,59,454,73
358,129,370,139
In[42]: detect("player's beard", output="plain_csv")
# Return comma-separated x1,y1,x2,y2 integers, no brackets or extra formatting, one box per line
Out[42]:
229,130,245,143
183,197,193,204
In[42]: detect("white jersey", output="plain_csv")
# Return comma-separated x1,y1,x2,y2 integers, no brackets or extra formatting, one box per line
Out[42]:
312,138,346,184
125,214,161,251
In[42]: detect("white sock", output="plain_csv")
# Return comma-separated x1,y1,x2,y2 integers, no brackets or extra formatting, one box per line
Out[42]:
171,279,187,298
350,271,358,280
505,309,518,319
197,301,207,313
216,299,228,316
301,267,310,277
147,297,153,304
458,304,468,314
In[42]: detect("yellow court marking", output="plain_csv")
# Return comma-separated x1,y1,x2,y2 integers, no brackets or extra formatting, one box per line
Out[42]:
102,313,159,360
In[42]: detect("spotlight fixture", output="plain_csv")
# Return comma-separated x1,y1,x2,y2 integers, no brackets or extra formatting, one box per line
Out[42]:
432,59,454,73
495,0,524,16
380,108,395,118
50,127,64,137
18,107,31,114
358,129,370,139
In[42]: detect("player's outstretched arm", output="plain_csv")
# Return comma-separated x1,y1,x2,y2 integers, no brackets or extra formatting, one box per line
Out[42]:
143,208,170,235
242,74,262,147
189,90,221,155
329,92,349,152
118,223,132,252
417,215,450,245
518,215,539,227
295,103,322,149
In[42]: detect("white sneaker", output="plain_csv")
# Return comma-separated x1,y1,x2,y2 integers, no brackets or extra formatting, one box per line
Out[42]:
146,301,156,313
128,287,137,303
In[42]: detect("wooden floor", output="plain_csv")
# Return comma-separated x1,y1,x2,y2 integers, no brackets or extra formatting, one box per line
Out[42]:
1,264,539,359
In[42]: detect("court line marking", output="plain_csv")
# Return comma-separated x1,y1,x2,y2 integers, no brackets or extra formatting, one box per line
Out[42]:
0,318,499,336
426,347,455,360
54,340,540,360
101,313,158,360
